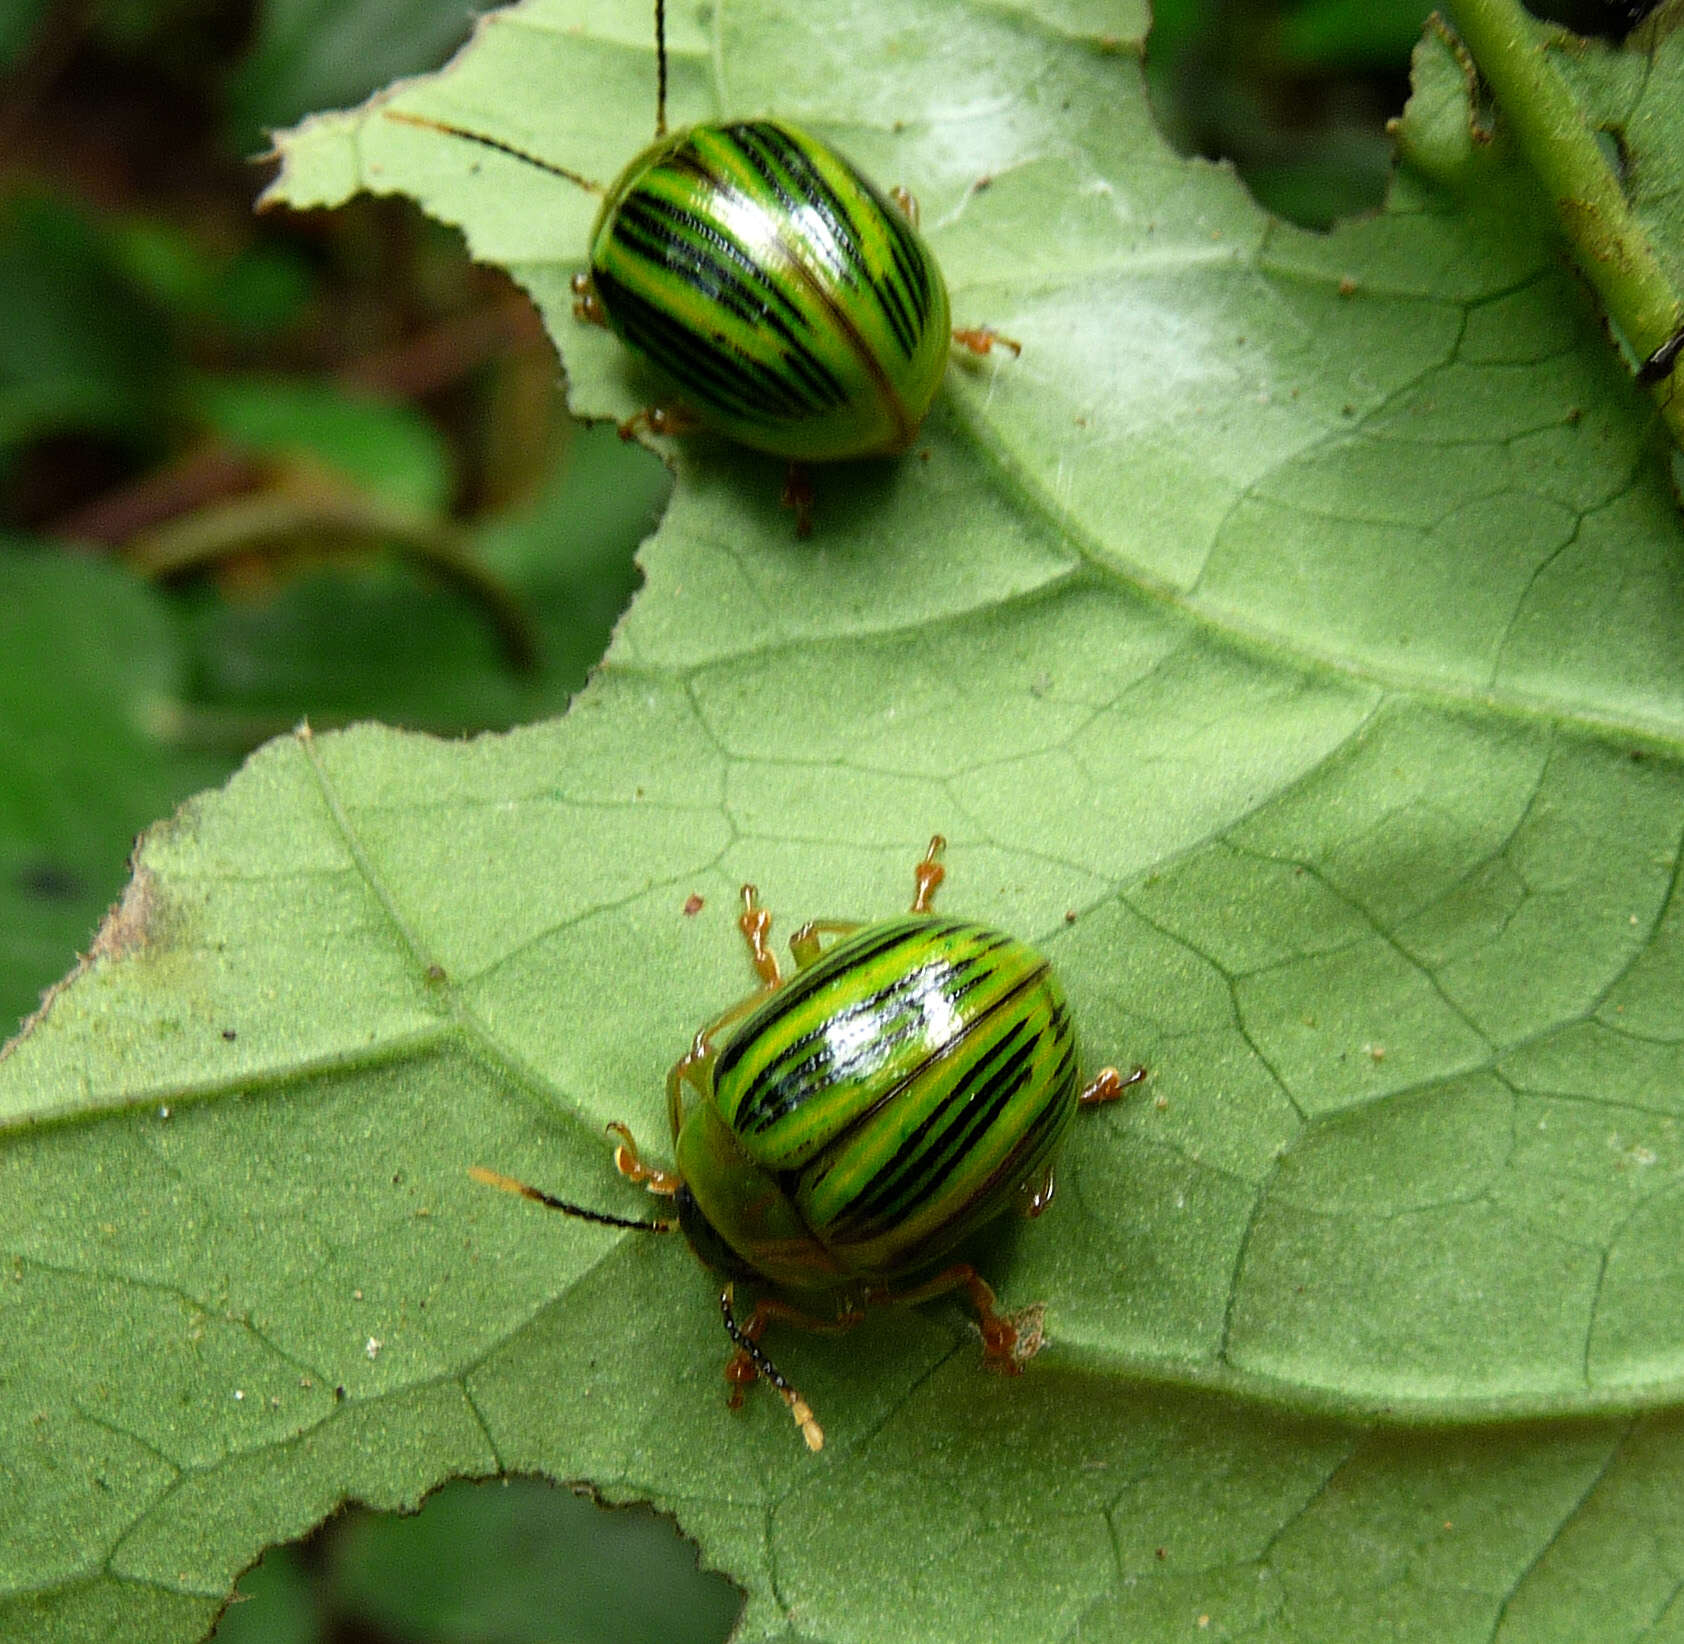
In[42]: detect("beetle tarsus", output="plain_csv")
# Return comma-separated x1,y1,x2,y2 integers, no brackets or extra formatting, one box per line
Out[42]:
738,884,783,986
720,1284,825,1451
606,1122,683,1195
1079,1064,1147,1107
911,834,946,913
952,325,1021,359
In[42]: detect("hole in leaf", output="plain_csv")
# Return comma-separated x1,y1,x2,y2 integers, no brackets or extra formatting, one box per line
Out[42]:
212,1475,741,1644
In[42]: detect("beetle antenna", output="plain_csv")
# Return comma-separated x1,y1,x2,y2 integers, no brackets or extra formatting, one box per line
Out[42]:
384,110,604,194
469,1166,677,1232
654,0,669,138
720,1284,825,1452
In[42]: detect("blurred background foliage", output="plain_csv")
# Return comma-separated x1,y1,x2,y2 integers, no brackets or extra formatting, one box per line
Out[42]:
0,0,1654,1638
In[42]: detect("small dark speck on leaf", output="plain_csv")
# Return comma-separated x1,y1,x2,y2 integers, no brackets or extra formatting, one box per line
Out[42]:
1155,1547,1167,1560
1338,277,1357,297
683,893,705,916
17,861,83,902
1566,406,1583,424
393,1172,404,1185
1341,404,1355,417
334,1385,346,1403
1064,910,1077,924
425,963,447,983
1630,749,1647,761
221,1028,236,1041
974,174,993,191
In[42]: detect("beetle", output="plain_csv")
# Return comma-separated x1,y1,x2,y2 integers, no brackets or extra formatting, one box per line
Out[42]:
472,836,1144,1451
388,0,1016,532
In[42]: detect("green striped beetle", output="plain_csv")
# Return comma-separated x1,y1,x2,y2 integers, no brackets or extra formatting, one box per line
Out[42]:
473,837,1143,1452
391,1,1016,532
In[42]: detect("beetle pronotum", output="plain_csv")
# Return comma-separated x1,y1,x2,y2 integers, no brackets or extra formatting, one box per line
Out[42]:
473,836,1144,1452
388,0,1017,532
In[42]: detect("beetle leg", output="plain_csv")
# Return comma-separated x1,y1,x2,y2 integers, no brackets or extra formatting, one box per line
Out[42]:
569,270,609,326
738,884,782,987
1079,1064,1147,1107
788,920,862,969
606,1122,682,1196
780,462,815,538
911,833,946,913
952,325,1022,359
666,990,770,1138
888,1263,1026,1373
736,1292,868,1344
720,1285,826,1451
617,403,698,442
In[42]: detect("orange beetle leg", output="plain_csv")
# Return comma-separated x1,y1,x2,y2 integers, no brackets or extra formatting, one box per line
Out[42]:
570,270,608,326
780,462,815,538
788,919,862,969
605,1122,682,1196
617,403,698,442
738,884,782,988
952,325,1021,358
890,1263,1027,1373
911,833,946,913
1079,1064,1147,1107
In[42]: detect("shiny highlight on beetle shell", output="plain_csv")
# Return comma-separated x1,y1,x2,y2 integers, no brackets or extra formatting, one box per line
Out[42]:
588,118,954,461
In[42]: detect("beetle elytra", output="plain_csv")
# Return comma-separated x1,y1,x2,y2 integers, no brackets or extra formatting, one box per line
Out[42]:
472,836,1143,1452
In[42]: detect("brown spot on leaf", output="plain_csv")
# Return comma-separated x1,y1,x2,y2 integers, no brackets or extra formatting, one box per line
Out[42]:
91,865,161,962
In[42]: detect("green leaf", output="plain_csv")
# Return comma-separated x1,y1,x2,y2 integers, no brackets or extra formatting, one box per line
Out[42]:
0,545,229,1033
8,2,1684,1640
226,0,492,154
195,374,456,515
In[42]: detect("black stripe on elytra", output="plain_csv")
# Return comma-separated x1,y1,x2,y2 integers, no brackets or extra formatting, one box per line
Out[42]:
879,1048,1076,1271
594,269,821,420
715,919,962,1093
827,1018,1042,1239
613,197,803,333
736,936,1013,1133
742,123,925,361
618,184,853,410
795,958,1055,1212
730,123,858,277
873,260,919,361
883,207,933,328
753,929,1006,1093
611,207,849,412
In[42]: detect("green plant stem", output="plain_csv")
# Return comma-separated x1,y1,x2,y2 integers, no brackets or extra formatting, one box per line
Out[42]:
1446,0,1684,447
124,487,540,673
